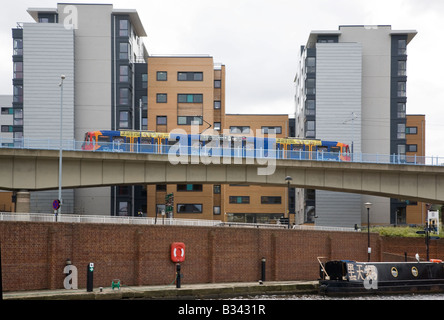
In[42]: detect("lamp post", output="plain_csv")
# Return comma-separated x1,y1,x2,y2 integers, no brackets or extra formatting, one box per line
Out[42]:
365,202,372,261
57,75,65,222
285,176,292,228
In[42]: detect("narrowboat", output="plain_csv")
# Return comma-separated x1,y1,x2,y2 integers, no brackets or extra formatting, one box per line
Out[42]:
318,257,444,296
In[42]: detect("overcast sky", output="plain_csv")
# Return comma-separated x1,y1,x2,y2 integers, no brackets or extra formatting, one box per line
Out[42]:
0,0,443,157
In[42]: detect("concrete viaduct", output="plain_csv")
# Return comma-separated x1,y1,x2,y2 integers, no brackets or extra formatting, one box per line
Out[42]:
1,148,444,212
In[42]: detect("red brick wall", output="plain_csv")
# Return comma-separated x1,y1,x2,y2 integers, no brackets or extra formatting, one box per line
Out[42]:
0,221,441,292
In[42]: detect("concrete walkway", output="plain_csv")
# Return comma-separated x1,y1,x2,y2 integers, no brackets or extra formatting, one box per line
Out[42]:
2,281,318,300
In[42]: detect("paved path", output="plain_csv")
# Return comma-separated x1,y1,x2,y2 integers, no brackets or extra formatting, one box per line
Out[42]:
2,281,318,300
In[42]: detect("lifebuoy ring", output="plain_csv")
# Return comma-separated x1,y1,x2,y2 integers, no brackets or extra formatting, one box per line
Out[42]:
171,242,186,263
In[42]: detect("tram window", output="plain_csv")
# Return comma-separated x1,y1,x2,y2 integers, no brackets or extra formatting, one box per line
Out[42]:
113,136,125,143
98,135,110,143
140,137,152,144
331,147,340,153
317,146,328,152
167,139,178,146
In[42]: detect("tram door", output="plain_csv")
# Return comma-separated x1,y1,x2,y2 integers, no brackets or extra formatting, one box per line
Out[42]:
307,144,314,160
157,137,166,154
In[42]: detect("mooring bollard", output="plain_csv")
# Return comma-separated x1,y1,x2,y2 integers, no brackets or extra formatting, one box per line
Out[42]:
261,257,266,283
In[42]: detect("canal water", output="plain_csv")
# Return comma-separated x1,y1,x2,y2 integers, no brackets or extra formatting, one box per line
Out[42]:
231,293,444,300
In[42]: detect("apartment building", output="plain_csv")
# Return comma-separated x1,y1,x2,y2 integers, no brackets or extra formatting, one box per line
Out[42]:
146,56,225,220
0,95,13,145
146,56,290,223
224,114,291,224
10,3,148,215
295,25,417,227
405,114,427,225
0,95,15,212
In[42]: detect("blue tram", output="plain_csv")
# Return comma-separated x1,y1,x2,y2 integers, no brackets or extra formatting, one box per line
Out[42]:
82,130,350,161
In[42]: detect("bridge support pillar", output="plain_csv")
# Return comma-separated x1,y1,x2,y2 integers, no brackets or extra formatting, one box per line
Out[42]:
15,190,30,213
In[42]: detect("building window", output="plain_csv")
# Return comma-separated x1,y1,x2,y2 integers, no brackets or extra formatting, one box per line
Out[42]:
261,126,282,134
230,126,250,134
142,74,148,88
407,144,417,152
157,71,167,81
119,42,130,59
397,123,406,139
118,201,129,216
119,88,130,105
398,60,406,76
14,109,23,125
157,116,167,125
1,108,11,115
397,144,406,155
178,72,203,81
261,196,282,204
141,96,147,110
119,65,129,82
119,111,129,128
305,100,315,116
213,206,221,215
214,80,221,88
178,94,203,103
398,39,407,55
13,39,23,56
156,184,167,192
214,101,221,109
156,93,167,103
229,196,250,204
119,19,129,37
177,184,203,192
306,121,315,138
13,85,23,103
397,103,406,118
406,126,417,134
13,62,23,79
305,78,315,94
397,82,406,97
177,116,202,125
306,57,316,73
1,126,12,133
177,204,203,213
213,185,221,194
214,122,221,131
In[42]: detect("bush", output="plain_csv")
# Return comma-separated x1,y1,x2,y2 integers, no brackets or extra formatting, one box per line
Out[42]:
366,226,441,238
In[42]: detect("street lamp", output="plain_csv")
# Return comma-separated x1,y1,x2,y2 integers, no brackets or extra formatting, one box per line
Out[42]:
365,202,372,261
57,74,65,221
285,176,293,228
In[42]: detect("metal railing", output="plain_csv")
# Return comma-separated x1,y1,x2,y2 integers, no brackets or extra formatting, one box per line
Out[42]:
0,136,443,166
0,212,356,231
